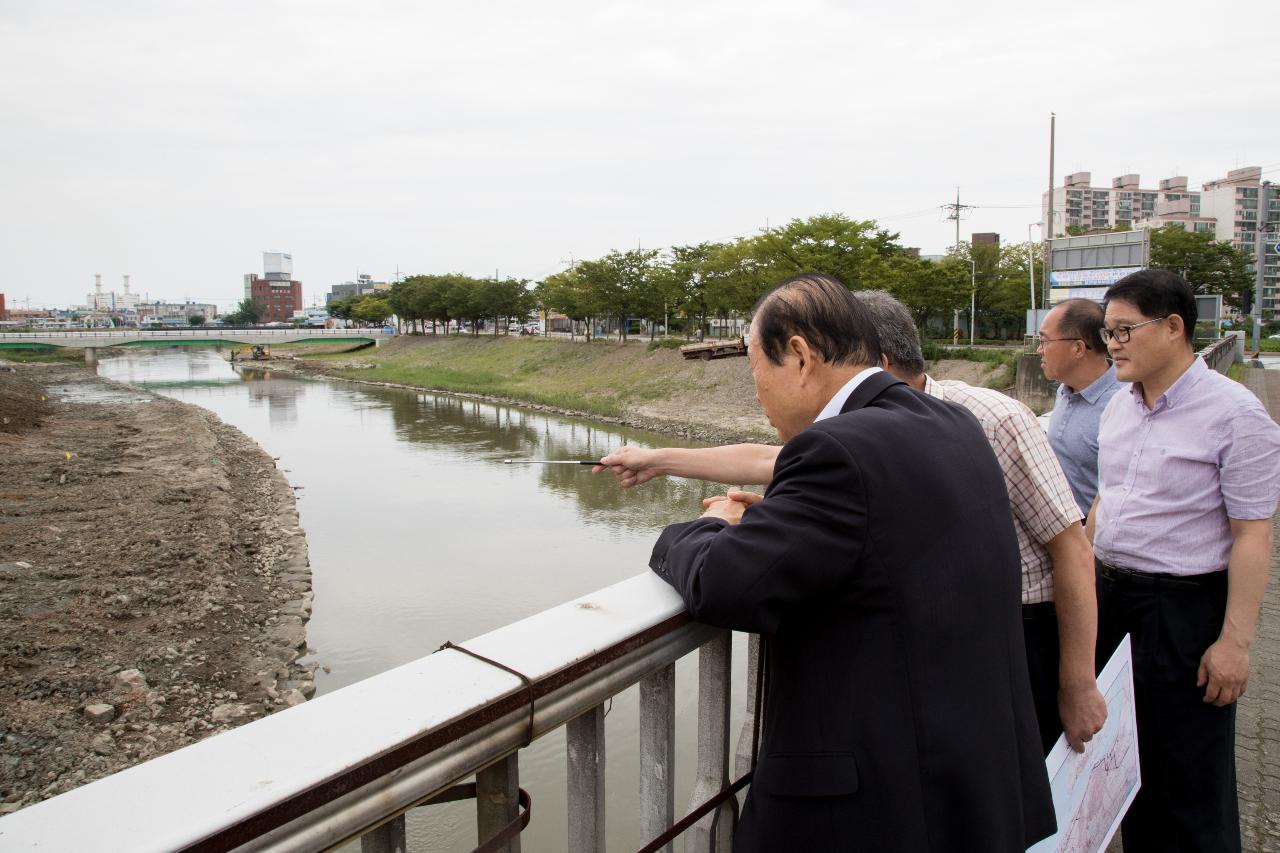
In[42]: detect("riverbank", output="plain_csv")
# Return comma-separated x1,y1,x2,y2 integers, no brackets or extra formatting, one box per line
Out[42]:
0,362,313,814
283,335,1014,444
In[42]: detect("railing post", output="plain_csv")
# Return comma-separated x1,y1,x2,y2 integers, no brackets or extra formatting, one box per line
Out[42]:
567,704,606,853
686,630,732,853
640,664,675,853
359,815,406,853
477,753,521,853
733,633,761,786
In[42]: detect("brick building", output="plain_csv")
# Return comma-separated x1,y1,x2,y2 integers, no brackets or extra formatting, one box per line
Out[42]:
246,275,303,324
243,252,303,323
0,293,6,321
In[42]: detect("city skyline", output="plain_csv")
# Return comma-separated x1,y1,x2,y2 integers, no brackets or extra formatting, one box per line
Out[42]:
3,1,1275,310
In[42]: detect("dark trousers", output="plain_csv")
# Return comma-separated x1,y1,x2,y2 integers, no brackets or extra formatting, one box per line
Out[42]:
1096,562,1239,853
1022,602,1062,755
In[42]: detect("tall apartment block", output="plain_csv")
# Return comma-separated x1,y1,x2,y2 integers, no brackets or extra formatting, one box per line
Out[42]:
243,252,303,323
1197,167,1279,312
1042,166,1278,313
1042,172,1203,235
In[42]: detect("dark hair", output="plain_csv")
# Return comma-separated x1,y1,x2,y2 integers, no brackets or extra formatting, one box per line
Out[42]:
1104,269,1196,344
1052,298,1108,355
751,274,882,368
850,289,925,377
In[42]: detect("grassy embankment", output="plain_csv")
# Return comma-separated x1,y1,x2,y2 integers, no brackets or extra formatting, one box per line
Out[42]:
311,335,689,419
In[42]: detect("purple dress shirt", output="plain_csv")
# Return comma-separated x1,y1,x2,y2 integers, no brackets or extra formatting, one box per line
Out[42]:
1094,357,1280,576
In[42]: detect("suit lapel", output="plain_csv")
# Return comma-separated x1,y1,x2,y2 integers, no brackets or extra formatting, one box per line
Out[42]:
839,370,905,415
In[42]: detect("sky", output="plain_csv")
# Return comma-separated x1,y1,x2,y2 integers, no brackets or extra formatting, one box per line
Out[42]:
3,0,1276,312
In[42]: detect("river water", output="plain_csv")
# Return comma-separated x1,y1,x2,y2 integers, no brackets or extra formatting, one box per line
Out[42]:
96,347,750,852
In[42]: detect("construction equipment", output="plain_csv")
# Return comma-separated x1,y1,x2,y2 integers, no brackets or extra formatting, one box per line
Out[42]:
229,345,270,363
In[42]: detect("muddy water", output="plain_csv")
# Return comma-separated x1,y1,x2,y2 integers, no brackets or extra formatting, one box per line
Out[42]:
97,347,753,853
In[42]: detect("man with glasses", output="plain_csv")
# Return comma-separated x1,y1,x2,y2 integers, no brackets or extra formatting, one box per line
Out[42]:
1089,269,1280,853
1038,298,1125,519
598,289,1106,758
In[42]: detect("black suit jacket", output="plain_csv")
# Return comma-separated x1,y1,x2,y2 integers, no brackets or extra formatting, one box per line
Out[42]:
651,371,1055,852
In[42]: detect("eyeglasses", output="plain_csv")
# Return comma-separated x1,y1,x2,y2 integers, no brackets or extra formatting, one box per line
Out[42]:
1099,316,1167,345
1036,336,1083,348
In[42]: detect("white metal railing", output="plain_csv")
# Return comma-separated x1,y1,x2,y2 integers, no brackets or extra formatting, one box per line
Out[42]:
0,573,757,853
0,328,386,342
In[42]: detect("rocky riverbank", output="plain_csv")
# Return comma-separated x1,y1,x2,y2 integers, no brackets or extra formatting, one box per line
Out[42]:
0,362,314,814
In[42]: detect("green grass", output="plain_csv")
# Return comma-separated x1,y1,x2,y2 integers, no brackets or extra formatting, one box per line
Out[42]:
0,347,83,363
326,336,658,418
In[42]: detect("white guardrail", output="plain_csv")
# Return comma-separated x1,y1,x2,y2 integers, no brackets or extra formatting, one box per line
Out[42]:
0,573,758,853
0,328,388,344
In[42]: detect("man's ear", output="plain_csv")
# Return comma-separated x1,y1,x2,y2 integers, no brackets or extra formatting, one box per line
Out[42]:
788,335,813,374
1165,312,1187,341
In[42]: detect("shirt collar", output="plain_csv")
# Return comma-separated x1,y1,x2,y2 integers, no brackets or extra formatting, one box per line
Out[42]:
814,366,883,422
1128,355,1206,411
1078,364,1120,404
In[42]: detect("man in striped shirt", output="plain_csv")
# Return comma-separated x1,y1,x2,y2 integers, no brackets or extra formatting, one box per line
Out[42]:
597,289,1107,755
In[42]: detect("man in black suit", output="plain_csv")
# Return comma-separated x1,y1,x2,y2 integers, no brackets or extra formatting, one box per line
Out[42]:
649,274,1055,852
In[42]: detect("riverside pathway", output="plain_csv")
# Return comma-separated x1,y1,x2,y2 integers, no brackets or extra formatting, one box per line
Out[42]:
1238,366,1280,852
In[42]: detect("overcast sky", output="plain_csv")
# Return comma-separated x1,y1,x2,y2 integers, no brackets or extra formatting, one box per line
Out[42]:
3,0,1275,311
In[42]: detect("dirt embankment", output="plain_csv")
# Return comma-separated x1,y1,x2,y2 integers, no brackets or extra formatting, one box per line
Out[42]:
0,362,313,814
281,335,1011,445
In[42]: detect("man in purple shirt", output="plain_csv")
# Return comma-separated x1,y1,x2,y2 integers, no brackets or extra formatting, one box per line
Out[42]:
1088,269,1280,853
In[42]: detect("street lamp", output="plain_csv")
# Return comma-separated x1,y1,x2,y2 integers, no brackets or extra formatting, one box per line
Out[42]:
969,257,977,347
1027,223,1041,345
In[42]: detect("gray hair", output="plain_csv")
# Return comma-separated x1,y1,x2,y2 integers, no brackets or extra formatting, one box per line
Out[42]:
850,290,926,378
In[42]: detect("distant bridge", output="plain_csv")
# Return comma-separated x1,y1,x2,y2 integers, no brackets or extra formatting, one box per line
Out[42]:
0,327,391,362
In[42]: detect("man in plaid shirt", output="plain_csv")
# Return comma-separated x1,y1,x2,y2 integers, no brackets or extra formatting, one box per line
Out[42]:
597,289,1107,754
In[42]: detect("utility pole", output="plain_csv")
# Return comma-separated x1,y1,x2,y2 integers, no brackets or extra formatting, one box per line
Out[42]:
1043,113,1056,309
941,188,975,251
1253,181,1273,351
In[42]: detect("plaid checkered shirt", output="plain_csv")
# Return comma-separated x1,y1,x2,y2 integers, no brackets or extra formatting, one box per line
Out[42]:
924,377,1080,604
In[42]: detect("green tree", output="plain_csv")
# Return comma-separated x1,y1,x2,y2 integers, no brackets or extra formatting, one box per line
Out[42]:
536,268,597,338
187,314,205,326
882,254,969,331
749,214,907,291
1149,225,1252,310
352,296,391,326
223,298,264,325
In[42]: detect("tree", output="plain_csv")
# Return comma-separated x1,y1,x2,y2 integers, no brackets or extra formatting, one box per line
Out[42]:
749,214,907,291
352,296,391,326
223,298,264,325
1149,225,1252,311
536,268,596,338
187,314,205,326
881,254,969,332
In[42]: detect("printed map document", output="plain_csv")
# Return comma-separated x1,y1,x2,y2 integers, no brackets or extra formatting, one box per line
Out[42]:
1029,635,1140,853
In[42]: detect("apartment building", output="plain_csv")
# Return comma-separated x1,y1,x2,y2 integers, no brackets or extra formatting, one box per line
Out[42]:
1044,166,1277,313
1198,167,1279,312
1042,172,1202,235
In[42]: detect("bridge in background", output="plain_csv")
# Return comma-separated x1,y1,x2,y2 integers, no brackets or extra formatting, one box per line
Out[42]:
0,328,390,363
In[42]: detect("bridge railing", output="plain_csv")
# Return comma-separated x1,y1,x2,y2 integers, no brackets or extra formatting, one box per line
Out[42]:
0,328,384,340
0,573,758,853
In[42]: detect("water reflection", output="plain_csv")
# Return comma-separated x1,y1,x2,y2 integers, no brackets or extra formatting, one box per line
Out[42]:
382,391,718,529
95,347,753,853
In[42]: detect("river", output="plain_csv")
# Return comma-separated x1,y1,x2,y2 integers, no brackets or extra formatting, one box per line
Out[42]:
96,346,751,852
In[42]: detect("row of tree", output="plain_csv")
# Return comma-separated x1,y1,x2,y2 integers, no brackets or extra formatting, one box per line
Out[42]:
318,215,1257,341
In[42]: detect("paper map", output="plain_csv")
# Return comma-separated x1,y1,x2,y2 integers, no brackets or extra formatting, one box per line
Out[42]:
1028,635,1140,853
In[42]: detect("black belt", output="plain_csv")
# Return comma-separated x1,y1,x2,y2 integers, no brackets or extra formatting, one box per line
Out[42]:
1096,558,1225,590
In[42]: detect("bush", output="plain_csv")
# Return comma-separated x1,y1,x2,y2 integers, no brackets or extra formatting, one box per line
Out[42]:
647,338,686,352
